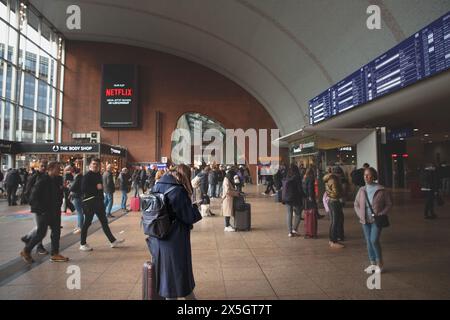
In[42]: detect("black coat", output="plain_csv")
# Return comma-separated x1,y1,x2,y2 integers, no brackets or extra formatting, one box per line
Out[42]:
282,175,303,206
118,172,131,191
147,174,202,298
197,171,209,195
69,174,83,199
30,174,63,215
5,169,20,188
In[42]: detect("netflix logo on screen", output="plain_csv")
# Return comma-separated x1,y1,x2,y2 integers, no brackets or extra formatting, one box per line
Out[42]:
100,65,139,128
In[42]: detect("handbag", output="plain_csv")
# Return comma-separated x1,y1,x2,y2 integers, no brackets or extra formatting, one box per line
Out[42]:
364,189,390,228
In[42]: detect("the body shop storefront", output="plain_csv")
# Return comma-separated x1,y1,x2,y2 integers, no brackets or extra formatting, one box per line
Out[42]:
16,143,127,174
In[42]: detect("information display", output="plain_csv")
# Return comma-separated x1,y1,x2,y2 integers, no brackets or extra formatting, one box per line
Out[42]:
100,64,139,128
309,12,450,125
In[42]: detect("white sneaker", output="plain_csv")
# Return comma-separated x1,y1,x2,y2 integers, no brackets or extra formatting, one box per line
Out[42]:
288,233,293,237
224,226,235,232
111,239,125,248
73,228,81,235
79,244,93,251
291,230,299,236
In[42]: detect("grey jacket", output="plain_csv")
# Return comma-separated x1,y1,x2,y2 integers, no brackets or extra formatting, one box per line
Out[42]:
102,171,115,194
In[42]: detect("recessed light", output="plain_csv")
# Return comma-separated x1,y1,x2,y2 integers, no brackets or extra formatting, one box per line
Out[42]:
429,141,433,143
424,134,429,137
414,128,419,132
445,135,449,138
400,138,404,141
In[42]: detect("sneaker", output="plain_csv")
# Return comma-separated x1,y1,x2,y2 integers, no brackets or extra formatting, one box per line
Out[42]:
72,228,81,235
288,233,293,237
329,242,345,249
364,264,376,273
111,239,125,248
107,214,115,218
261,192,268,196
292,230,299,236
224,226,235,232
20,250,34,264
36,246,49,255
79,244,93,251
50,254,69,262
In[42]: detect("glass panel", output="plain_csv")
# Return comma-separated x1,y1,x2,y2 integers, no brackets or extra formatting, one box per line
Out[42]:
0,61,4,98
5,64,14,100
23,72,35,109
41,21,51,41
21,107,34,142
8,27,17,63
3,101,11,139
0,0,7,20
0,20,7,59
50,87,56,117
36,113,46,142
38,50,49,81
37,80,47,113
50,57,57,87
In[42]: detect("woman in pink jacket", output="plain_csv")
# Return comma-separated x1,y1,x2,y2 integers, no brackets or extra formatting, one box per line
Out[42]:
354,167,392,273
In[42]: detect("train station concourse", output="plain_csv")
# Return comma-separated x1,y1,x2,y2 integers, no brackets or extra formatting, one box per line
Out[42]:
0,0,450,304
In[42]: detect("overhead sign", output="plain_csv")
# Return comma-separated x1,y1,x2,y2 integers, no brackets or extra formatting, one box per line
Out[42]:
292,141,315,154
0,139,19,154
309,12,450,125
387,128,414,141
100,144,127,157
100,64,139,128
19,143,100,154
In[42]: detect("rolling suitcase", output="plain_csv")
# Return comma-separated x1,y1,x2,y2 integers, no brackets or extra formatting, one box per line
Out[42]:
131,197,140,211
303,208,318,238
234,203,251,231
142,260,163,300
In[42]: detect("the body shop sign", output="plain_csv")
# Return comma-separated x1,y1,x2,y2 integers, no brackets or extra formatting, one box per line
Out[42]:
100,64,138,128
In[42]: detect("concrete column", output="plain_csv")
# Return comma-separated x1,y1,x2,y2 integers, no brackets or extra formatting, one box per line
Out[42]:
357,130,378,172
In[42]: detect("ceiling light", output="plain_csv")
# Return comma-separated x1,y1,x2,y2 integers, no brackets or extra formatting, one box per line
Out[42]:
424,134,429,137
413,128,419,132
429,141,433,143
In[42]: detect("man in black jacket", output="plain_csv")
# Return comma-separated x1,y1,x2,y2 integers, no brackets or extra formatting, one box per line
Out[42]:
5,168,20,206
79,158,124,252
21,160,49,255
20,161,68,263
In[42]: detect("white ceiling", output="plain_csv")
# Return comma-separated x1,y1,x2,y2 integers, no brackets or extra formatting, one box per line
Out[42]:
30,0,450,135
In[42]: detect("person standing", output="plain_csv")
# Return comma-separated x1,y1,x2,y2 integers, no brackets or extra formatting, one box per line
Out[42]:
62,166,75,214
139,166,147,194
216,165,225,198
118,167,131,212
131,168,140,197
222,168,240,232
70,167,84,234
103,164,116,218
208,166,218,198
324,168,345,248
420,164,438,219
79,158,124,252
282,164,304,237
354,167,392,273
5,168,20,206
20,161,68,263
147,164,202,300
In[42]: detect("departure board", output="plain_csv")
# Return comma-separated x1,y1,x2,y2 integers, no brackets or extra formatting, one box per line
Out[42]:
309,12,450,125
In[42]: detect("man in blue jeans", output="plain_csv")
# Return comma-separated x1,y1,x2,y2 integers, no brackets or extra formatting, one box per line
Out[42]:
102,164,115,218
118,167,130,212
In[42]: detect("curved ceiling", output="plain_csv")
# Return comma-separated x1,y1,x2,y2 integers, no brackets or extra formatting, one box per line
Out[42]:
30,0,450,135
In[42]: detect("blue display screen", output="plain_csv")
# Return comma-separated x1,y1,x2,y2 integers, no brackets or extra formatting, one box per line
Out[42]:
309,12,450,125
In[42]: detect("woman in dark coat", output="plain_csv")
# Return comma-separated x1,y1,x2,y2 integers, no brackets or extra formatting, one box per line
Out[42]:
282,163,304,237
147,164,202,299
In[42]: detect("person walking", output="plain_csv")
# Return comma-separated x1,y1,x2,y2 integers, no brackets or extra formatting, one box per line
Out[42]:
21,160,49,255
62,166,75,214
131,168,140,197
118,167,131,212
324,168,345,248
147,164,202,300
282,163,304,237
102,164,116,218
70,167,84,234
79,158,124,252
20,161,68,263
354,167,392,273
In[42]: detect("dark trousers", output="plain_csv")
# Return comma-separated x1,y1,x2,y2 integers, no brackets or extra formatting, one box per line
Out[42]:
329,200,344,242
265,182,275,194
6,185,18,205
25,213,61,255
81,199,116,245
63,189,75,212
424,190,435,217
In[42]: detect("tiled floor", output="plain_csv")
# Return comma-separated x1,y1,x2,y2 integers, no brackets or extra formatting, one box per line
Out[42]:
1,185,450,300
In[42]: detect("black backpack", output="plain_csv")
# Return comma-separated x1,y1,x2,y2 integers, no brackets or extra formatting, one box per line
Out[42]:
141,185,177,239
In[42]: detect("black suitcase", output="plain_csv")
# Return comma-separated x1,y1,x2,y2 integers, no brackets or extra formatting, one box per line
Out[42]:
142,260,163,300
234,203,251,231
233,194,245,211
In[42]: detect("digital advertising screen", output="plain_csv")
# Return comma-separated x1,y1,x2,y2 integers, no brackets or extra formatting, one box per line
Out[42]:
100,64,139,128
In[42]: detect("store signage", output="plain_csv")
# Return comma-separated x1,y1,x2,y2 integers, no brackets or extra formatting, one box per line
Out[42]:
339,146,353,151
100,64,139,128
19,143,100,154
110,147,122,155
292,141,315,154
161,157,168,164
387,128,413,141
0,139,19,154
100,144,127,157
